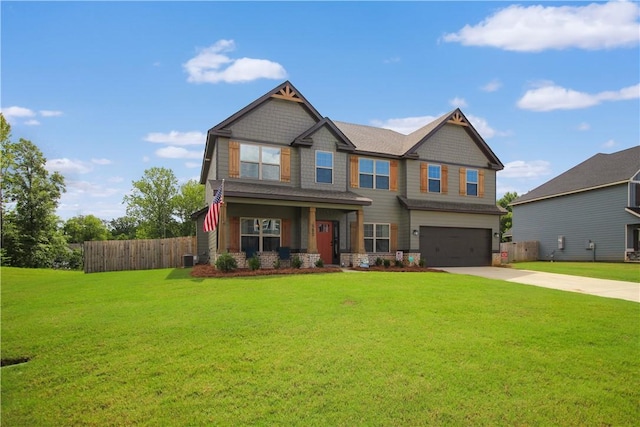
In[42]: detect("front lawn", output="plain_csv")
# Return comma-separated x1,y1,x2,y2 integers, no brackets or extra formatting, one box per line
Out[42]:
511,261,640,283
2,267,638,425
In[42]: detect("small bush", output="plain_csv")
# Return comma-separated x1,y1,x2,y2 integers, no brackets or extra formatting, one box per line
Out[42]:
292,255,303,269
395,259,404,268
383,259,391,268
273,259,281,269
248,255,261,271
419,258,426,268
215,253,237,272
375,257,384,266
315,258,324,268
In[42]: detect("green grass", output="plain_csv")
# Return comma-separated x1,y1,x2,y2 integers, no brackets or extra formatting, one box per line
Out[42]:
511,261,640,283
2,267,639,425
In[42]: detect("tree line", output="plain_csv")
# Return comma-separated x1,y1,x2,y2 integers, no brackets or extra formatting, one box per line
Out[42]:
0,114,204,269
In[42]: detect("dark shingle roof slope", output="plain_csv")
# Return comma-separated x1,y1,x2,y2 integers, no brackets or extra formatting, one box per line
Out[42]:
512,145,640,205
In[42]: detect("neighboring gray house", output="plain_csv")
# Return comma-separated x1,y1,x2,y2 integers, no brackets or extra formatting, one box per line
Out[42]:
195,81,505,268
511,146,640,262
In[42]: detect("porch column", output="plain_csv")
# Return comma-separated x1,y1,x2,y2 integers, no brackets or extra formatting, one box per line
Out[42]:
356,208,365,254
217,202,227,253
307,207,318,253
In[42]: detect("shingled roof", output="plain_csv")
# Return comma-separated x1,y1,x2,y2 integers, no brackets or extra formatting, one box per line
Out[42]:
512,145,640,205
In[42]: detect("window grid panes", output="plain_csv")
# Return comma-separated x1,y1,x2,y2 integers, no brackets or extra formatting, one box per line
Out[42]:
467,169,478,196
240,218,281,253
428,164,441,193
359,158,390,189
240,144,281,181
364,223,390,253
316,151,333,184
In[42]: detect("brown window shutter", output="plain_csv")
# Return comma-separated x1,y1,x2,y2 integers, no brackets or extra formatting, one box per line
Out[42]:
459,167,466,195
281,218,291,247
228,216,240,252
390,223,398,252
229,141,240,178
420,163,428,193
281,148,291,182
350,221,357,251
350,156,359,188
479,170,485,198
442,165,449,194
390,160,398,191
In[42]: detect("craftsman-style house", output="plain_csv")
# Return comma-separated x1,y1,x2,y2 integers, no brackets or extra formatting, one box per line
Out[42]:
194,81,505,268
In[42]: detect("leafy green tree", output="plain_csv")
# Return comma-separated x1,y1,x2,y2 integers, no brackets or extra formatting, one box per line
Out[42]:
174,179,205,236
63,215,110,243
497,191,518,241
1,133,66,267
123,167,178,239
109,216,139,240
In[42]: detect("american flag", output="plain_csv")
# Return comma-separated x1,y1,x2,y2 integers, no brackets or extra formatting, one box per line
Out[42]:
203,182,224,232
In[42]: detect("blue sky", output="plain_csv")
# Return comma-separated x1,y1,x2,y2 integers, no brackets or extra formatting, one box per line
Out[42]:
2,1,638,221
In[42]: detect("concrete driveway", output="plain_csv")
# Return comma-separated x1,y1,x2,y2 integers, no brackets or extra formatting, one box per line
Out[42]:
438,267,640,303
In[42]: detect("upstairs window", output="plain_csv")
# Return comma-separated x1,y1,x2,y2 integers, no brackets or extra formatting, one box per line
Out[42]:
428,165,441,193
240,144,280,181
316,151,333,184
359,158,390,190
466,169,478,196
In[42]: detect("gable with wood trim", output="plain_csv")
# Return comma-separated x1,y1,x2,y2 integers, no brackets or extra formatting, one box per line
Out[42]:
196,81,505,268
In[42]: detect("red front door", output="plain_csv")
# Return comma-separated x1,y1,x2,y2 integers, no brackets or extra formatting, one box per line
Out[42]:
317,221,333,264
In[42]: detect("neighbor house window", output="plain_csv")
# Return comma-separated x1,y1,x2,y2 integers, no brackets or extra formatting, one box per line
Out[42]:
428,164,441,193
240,144,281,181
359,158,390,189
466,169,478,196
316,151,333,184
364,223,390,252
240,218,281,253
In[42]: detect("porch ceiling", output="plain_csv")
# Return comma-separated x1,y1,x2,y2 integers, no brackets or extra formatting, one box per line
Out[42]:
398,196,506,215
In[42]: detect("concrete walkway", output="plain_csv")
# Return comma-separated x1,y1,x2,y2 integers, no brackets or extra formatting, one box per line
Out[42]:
438,267,640,303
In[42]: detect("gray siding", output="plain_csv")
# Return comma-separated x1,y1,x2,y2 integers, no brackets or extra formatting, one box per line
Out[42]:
409,210,499,252
512,184,635,261
228,98,317,144
415,124,487,166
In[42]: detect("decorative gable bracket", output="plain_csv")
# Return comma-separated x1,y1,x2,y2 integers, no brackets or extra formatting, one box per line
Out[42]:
447,111,468,126
271,83,304,103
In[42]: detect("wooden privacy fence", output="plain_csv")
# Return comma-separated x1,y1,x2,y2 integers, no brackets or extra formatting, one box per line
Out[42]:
84,236,197,273
500,241,539,263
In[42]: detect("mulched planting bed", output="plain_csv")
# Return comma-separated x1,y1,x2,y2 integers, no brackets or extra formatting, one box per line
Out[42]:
191,264,445,277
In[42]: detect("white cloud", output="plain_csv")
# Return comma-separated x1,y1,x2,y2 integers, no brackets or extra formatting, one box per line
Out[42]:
577,122,591,131
372,113,504,139
144,131,205,145
24,119,41,126
449,97,467,108
91,158,112,165
517,82,640,111
39,110,63,117
1,106,36,122
602,139,616,148
499,160,552,179
442,1,640,52
46,158,93,175
481,79,502,92
183,39,287,84
155,146,202,159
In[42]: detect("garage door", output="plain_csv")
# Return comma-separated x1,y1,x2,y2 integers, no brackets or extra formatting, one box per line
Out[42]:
420,226,491,267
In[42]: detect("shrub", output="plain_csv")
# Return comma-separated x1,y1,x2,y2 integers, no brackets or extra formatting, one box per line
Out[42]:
215,253,237,272
419,258,426,268
292,255,303,269
248,255,261,271
375,257,384,266
395,259,404,268
383,259,391,268
315,258,324,268
273,259,281,269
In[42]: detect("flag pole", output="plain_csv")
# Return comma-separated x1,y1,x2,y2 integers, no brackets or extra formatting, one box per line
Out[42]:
217,179,226,255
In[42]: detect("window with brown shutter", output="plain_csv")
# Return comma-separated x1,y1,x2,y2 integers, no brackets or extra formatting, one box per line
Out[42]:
229,141,240,178
390,223,398,252
420,163,428,193
281,148,291,183
350,156,359,188
390,160,398,191
442,165,449,194
478,170,485,198
459,167,466,195
281,218,291,247
228,216,240,252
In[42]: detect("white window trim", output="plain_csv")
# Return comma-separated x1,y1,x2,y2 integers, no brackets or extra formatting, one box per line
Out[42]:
315,150,333,184
364,223,391,253
240,143,281,181
428,164,441,193
466,168,479,197
359,158,390,190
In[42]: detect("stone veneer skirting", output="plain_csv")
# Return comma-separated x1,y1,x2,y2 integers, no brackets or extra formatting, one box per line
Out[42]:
213,251,421,269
